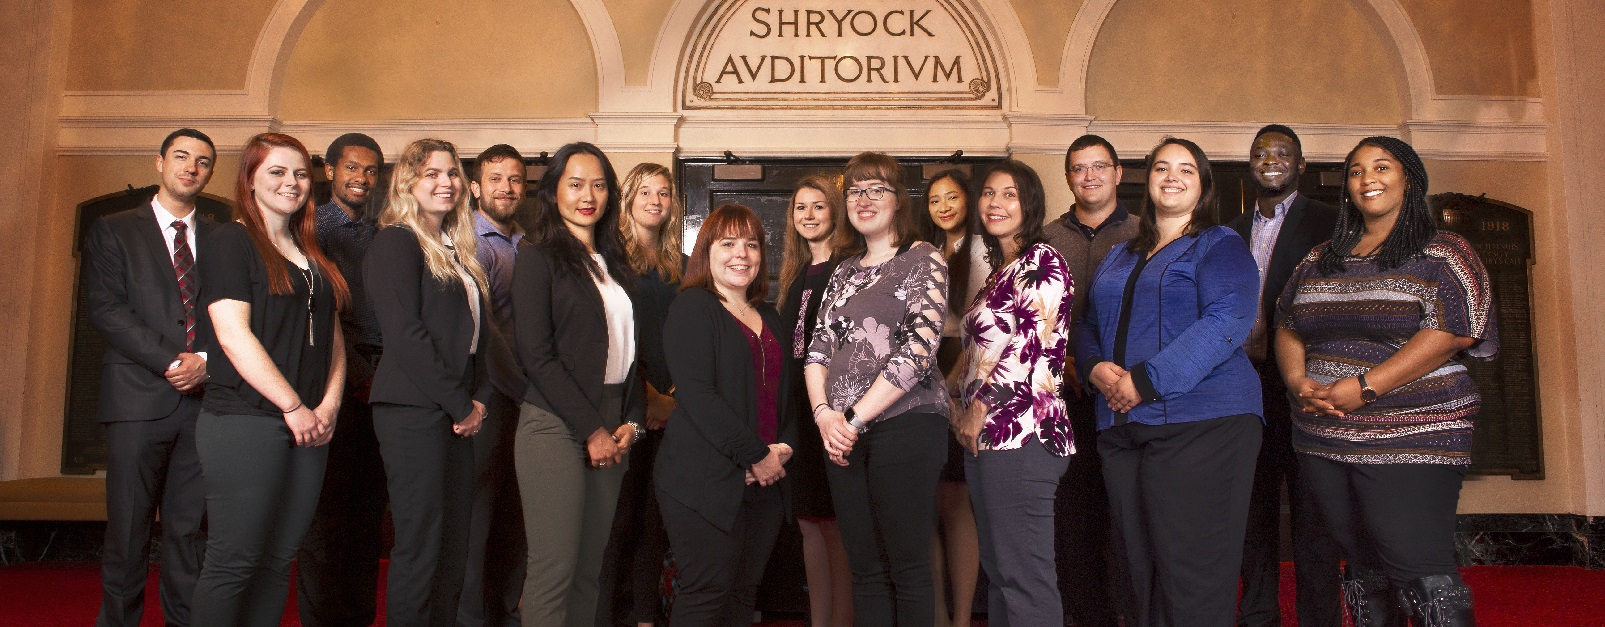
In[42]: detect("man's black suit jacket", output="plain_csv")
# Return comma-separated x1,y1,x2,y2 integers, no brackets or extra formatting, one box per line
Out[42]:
84,204,216,423
1228,193,1338,362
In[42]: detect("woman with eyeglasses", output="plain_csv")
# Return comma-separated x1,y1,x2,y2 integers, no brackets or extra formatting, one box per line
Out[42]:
806,152,950,626
1073,137,1262,627
1278,136,1496,626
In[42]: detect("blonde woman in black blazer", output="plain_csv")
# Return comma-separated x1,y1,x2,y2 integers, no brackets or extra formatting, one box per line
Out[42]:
511,142,644,627
658,204,796,626
365,138,491,627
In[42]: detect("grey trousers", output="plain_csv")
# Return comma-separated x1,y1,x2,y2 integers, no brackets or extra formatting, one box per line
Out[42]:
965,442,1070,627
514,387,627,627
191,411,328,627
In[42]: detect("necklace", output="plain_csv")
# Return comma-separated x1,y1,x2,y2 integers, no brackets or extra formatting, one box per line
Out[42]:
300,264,316,347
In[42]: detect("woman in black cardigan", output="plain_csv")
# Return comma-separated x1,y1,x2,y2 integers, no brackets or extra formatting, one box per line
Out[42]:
365,138,491,627
511,142,644,627
658,204,796,627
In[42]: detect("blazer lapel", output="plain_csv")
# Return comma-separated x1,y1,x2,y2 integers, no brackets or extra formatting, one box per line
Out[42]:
135,207,182,305
1269,195,1309,275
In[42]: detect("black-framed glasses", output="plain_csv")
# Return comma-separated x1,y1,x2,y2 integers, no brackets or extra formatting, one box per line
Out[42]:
1069,162,1115,176
846,186,894,201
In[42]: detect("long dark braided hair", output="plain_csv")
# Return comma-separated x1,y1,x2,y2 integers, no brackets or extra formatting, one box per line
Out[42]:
1317,136,1437,275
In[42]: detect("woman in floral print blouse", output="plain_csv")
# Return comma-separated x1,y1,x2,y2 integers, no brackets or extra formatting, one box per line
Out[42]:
952,159,1075,626
805,152,950,626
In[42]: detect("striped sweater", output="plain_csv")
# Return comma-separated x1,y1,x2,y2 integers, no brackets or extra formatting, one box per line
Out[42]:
1276,232,1499,465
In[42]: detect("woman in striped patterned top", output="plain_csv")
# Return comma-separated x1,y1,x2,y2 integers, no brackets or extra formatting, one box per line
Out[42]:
1276,136,1497,627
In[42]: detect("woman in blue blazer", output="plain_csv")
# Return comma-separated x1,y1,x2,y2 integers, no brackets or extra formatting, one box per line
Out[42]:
1073,137,1262,627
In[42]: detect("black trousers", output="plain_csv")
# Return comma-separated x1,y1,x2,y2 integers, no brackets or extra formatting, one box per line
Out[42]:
98,400,206,627
1238,369,1342,627
296,396,389,627
1299,454,1467,587
598,427,671,626
658,483,786,627
1055,390,1122,627
1099,414,1261,627
824,411,947,627
460,390,527,627
374,403,475,627
192,411,329,627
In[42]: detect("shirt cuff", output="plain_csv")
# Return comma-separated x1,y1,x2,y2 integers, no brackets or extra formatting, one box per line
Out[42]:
1129,361,1161,402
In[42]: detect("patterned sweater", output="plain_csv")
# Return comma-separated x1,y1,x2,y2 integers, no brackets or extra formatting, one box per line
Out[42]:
807,242,950,422
1277,232,1499,464
958,242,1075,454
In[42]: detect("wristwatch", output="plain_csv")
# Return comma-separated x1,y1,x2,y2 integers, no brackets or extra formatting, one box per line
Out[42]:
844,407,871,434
1358,373,1378,404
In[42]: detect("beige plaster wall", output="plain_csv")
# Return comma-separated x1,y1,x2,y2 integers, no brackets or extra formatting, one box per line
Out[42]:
607,0,677,86
1085,0,1403,123
1009,0,1083,88
64,0,276,92
1401,0,1539,97
278,0,599,119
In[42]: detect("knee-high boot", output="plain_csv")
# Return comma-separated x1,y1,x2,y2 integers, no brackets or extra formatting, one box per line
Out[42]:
1342,565,1404,627
1397,573,1475,627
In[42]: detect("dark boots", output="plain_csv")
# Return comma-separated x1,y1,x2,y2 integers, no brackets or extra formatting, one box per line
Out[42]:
1398,573,1476,626
1343,565,1404,627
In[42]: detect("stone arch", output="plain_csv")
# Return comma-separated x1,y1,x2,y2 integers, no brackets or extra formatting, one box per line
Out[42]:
248,0,629,114
1058,0,1435,119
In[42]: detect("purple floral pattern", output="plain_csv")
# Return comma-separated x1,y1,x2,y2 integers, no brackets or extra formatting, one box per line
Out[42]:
958,242,1074,455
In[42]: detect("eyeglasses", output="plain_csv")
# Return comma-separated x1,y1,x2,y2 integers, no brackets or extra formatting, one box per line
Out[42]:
846,186,894,201
1069,162,1115,176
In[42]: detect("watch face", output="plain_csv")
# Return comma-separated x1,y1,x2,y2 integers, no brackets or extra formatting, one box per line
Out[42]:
1361,388,1378,403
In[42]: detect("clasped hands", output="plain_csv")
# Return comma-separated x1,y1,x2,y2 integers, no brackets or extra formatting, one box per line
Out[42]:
1089,362,1141,413
1289,375,1365,417
815,409,858,467
586,422,639,469
744,443,793,486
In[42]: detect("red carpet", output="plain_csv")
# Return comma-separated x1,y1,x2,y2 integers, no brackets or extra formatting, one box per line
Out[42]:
1,561,1602,626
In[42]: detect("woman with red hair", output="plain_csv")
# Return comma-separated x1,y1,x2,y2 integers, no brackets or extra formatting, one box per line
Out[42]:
191,132,349,625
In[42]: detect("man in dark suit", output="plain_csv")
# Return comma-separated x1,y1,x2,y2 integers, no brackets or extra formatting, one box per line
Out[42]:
1229,124,1343,627
85,128,218,627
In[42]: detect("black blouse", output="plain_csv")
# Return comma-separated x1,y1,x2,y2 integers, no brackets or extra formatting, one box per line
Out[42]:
199,222,337,417
633,258,685,395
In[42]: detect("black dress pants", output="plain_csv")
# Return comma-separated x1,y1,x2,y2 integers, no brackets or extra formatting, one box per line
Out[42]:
1099,414,1261,627
1055,391,1121,627
658,483,785,627
296,396,389,627
374,403,475,627
1237,370,1342,627
598,427,671,626
824,411,947,627
99,400,206,627
1298,454,1466,587
460,389,527,627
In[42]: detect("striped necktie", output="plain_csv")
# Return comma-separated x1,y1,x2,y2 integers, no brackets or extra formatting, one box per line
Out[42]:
171,220,196,352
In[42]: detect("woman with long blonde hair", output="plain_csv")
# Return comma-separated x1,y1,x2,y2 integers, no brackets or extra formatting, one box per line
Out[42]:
366,138,493,626
600,162,685,627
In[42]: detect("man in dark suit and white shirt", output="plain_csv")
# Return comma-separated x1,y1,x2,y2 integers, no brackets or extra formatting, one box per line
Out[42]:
84,128,217,627
1229,124,1342,627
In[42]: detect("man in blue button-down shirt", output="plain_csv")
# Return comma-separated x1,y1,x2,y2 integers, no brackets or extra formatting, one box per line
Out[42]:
460,143,529,627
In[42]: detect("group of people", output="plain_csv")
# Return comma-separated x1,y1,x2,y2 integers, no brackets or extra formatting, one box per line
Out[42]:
87,123,1496,627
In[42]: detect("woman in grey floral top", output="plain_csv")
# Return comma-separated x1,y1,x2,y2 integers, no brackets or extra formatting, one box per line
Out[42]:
805,152,950,626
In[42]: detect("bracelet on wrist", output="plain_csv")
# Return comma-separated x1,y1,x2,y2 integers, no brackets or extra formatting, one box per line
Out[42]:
281,401,303,414
625,420,645,443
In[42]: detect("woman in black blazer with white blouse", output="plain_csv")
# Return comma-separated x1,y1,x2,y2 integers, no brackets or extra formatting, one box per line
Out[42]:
365,138,491,627
511,142,644,627
658,203,795,627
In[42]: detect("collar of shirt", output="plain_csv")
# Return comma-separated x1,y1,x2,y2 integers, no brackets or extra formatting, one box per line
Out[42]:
152,197,196,229
1251,190,1299,228
473,210,523,244
1065,203,1130,239
315,200,371,229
